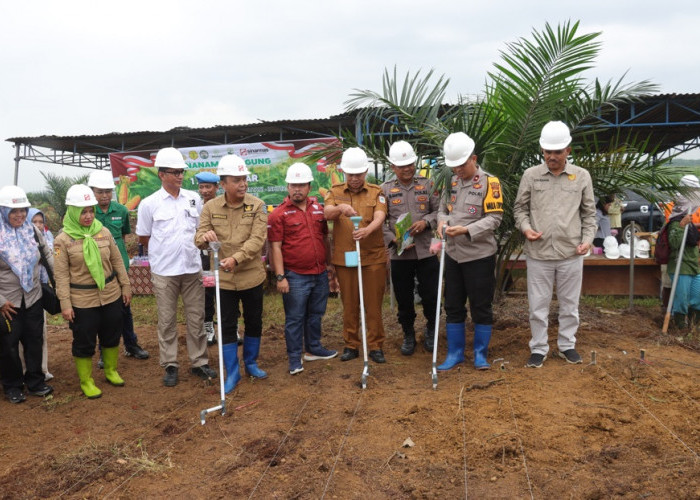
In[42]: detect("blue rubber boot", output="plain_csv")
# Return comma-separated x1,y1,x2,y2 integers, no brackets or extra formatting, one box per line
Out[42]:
437,323,465,371
243,337,268,379
473,324,492,370
222,343,241,394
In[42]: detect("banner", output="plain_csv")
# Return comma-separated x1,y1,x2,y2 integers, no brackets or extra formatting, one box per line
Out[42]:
108,138,342,210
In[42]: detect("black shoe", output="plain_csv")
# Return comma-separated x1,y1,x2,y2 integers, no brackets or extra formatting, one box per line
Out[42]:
369,350,386,363
5,387,26,404
400,334,416,356
125,344,150,359
340,348,359,361
424,325,435,351
526,353,546,368
27,384,53,397
191,364,217,379
557,349,582,364
163,366,179,387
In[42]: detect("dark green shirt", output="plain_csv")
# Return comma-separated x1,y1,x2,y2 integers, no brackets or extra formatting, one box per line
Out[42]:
668,221,700,276
95,201,131,270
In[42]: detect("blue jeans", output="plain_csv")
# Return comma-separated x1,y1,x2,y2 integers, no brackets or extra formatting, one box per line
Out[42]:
282,270,329,362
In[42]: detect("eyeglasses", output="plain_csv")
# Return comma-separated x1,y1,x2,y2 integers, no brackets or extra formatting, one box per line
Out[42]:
162,169,184,176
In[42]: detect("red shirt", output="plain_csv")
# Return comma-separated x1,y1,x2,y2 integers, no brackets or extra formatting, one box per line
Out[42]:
267,196,328,274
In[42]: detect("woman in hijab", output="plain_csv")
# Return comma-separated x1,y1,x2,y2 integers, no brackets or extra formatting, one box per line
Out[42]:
0,185,54,403
27,207,54,381
53,185,131,399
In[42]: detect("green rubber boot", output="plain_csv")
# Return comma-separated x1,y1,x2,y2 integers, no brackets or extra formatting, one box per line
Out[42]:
74,357,102,399
102,347,125,386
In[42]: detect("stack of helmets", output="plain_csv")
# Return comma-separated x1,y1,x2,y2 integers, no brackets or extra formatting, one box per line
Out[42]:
604,235,619,259
636,239,651,258
618,243,631,259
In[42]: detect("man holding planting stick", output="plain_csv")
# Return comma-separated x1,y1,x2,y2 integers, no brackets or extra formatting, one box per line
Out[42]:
268,163,337,375
324,147,388,364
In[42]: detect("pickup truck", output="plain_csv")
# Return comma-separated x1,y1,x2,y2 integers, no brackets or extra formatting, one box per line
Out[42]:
619,190,665,243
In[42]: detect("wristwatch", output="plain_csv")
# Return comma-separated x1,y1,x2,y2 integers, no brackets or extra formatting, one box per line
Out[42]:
276,274,286,282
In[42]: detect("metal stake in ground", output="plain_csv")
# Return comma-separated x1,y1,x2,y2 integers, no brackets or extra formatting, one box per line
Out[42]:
200,241,227,424
662,209,691,334
431,226,447,390
350,215,370,389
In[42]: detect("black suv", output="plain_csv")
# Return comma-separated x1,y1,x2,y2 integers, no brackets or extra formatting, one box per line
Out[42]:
619,190,665,243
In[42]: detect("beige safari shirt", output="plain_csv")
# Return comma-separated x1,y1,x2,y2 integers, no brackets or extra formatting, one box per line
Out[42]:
53,228,131,310
381,176,439,260
513,162,596,260
325,182,388,266
195,193,267,291
437,166,504,263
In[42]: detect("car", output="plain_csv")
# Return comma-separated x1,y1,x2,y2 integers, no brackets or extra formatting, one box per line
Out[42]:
619,189,666,243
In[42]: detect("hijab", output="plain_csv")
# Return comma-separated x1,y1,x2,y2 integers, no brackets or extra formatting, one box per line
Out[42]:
62,205,106,290
0,206,39,292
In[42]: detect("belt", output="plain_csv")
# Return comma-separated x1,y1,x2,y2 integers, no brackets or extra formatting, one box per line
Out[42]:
70,271,117,289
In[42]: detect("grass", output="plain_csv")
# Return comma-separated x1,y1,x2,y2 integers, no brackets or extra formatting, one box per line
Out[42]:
581,295,661,309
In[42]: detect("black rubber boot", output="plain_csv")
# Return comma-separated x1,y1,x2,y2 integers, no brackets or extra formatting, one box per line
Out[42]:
673,313,688,331
400,325,416,356
423,324,435,352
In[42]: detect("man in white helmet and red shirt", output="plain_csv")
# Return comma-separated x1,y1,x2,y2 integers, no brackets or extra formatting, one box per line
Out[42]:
380,141,440,355
136,147,216,387
513,121,596,368
268,162,337,375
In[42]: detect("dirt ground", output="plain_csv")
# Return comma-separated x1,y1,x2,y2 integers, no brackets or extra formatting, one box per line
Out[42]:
0,294,698,499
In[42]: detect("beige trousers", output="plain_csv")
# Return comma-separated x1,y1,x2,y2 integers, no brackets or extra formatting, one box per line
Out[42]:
151,272,208,369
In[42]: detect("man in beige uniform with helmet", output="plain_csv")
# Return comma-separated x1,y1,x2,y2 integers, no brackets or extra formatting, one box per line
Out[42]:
513,121,596,368
436,132,503,371
381,141,440,355
196,154,268,393
324,147,388,363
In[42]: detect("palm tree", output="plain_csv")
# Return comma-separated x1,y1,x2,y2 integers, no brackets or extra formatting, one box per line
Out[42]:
27,171,89,221
315,20,691,296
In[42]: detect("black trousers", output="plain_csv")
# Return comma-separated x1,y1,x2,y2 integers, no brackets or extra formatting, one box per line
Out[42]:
71,299,123,357
204,287,215,323
219,284,262,344
0,298,44,391
444,254,495,325
390,256,440,330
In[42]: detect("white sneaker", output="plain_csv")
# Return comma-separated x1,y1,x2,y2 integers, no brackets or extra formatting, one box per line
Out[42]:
204,322,216,345
44,372,54,381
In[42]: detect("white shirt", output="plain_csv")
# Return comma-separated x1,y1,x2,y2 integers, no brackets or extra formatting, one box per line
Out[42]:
136,187,202,276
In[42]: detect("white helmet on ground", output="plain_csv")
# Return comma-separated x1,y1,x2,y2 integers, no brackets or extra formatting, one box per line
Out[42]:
340,148,370,174
540,121,572,150
217,154,251,177
443,132,475,167
87,170,116,189
0,185,31,208
154,147,187,169
388,141,417,167
285,163,314,183
65,185,98,207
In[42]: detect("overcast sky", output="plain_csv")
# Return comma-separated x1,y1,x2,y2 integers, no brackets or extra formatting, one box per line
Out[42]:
2,0,699,192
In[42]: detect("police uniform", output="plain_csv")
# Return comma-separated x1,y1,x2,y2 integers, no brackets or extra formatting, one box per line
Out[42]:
195,192,267,344
438,166,503,326
325,181,387,351
381,176,440,350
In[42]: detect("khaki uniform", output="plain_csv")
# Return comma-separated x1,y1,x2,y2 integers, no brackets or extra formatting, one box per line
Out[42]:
195,193,268,291
438,167,503,262
53,228,131,311
325,182,387,350
381,176,439,260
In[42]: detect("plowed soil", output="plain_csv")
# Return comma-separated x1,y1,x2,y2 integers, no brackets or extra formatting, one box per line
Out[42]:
1,295,698,499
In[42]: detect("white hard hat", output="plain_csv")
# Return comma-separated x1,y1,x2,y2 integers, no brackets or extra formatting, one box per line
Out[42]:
65,184,98,207
154,147,187,169
618,243,631,259
605,246,620,259
443,132,475,167
340,147,369,174
603,235,618,249
217,154,251,177
388,141,417,167
539,121,572,150
635,239,651,258
680,174,700,189
87,170,116,189
0,185,31,208
285,162,314,183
